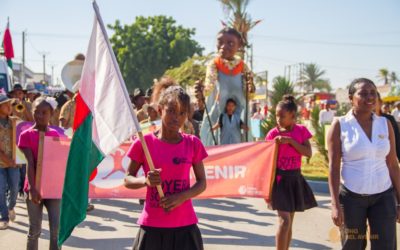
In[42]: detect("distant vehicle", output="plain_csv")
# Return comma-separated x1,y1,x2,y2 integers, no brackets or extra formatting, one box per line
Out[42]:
0,57,13,93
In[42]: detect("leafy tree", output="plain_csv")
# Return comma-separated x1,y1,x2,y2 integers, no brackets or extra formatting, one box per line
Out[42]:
163,54,213,88
302,63,331,92
108,16,203,91
378,68,389,85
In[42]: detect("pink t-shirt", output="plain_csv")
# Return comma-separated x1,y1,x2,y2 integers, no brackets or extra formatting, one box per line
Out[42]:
127,133,208,228
266,124,312,170
18,126,61,191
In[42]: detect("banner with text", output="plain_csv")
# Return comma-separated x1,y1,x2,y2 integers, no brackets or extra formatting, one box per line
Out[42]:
40,137,277,200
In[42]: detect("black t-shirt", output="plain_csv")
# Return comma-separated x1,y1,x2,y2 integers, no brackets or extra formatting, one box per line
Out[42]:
218,113,244,129
382,113,400,161
193,110,205,122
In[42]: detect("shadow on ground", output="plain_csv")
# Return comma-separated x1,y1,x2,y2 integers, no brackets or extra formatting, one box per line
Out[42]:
10,198,333,249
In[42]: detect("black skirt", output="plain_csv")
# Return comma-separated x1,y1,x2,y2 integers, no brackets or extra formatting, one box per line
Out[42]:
132,224,203,250
271,168,318,212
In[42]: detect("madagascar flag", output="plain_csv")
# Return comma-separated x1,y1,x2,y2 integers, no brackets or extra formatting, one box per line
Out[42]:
58,1,140,246
2,20,14,68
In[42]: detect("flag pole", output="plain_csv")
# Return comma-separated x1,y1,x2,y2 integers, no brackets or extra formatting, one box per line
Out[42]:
35,132,45,195
92,0,164,198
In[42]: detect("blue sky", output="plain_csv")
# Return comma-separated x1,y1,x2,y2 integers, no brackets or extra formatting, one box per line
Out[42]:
2,0,399,89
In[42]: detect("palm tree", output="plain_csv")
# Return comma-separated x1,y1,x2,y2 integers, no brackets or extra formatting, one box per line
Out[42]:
270,76,294,107
313,80,332,92
218,0,261,47
302,63,331,92
389,71,399,85
311,105,328,163
261,76,294,134
389,71,400,97
378,68,389,85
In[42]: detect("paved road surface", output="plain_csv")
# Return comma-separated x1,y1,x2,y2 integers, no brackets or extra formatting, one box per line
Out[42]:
1,193,399,250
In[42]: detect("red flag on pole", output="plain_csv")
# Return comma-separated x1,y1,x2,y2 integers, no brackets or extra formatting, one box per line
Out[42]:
2,18,14,68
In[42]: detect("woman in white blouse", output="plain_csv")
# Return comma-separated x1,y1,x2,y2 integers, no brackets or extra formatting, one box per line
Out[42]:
328,78,400,250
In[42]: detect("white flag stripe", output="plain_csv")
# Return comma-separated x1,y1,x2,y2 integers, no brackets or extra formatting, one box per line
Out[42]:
79,3,140,156
92,0,140,126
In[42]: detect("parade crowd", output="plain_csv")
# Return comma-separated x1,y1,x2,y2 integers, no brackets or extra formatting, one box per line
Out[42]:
0,27,399,250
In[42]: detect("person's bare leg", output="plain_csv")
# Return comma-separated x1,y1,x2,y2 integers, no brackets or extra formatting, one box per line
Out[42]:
286,212,295,249
276,211,292,250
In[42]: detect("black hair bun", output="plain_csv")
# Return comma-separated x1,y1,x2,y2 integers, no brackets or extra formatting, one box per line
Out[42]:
282,94,296,103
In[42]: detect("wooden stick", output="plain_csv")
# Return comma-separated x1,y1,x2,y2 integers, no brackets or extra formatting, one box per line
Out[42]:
244,74,249,142
11,118,16,162
35,132,45,193
202,97,217,146
137,131,164,198
268,142,279,199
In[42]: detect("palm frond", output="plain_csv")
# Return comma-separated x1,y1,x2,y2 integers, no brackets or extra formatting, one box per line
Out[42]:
390,71,398,85
218,0,257,46
378,68,389,85
301,63,329,92
261,76,295,134
311,106,328,163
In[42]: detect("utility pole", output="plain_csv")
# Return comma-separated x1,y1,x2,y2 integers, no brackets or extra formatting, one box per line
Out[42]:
40,52,49,83
265,70,269,104
51,65,55,86
43,54,46,81
300,62,305,93
284,66,287,79
21,31,26,84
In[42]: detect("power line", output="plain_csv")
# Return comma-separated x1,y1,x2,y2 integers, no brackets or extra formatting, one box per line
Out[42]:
253,55,378,72
13,31,88,39
26,36,41,54
11,31,400,48
252,34,400,48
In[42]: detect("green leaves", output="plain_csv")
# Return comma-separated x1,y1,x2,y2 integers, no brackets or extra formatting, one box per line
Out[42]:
218,0,260,47
270,76,295,107
261,76,294,134
378,68,389,85
108,16,203,91
164,54,213,88
302,63,331,92
310,106,329,163
378,68,398,86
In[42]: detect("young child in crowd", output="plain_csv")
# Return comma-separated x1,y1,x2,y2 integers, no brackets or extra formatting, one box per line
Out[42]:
266,95,317,250
0,94,19,230
212,98,248,144
124,86,207,250
18,96,62,250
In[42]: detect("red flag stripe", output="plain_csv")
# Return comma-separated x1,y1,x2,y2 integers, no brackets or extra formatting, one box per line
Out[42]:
71,92,99,185
73,93,91,131
3,27,14,60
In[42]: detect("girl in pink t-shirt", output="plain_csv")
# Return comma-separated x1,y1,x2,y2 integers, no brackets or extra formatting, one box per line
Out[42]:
265,95,317,250
18,96,62,250
125,86,207,250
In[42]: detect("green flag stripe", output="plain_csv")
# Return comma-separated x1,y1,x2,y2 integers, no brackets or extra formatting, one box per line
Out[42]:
7,59,12,69
58,113,104,246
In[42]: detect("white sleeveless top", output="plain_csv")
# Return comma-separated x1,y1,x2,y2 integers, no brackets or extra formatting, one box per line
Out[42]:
338,111,392,195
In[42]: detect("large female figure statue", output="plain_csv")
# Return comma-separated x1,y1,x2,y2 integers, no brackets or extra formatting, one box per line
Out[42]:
200,27,255,146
